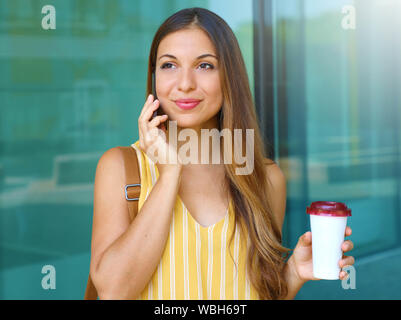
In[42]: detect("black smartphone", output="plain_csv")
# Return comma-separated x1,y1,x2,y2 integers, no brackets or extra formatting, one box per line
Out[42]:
152,72,164,119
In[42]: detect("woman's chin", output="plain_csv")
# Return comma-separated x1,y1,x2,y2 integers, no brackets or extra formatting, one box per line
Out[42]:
167,117,203,129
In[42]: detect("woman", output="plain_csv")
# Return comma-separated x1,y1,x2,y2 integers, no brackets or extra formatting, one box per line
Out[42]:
89,7,354,300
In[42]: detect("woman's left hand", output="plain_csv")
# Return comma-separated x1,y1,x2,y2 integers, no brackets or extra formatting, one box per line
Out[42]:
289,226,355,283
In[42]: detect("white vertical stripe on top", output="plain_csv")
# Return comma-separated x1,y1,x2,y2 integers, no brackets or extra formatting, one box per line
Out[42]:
233,222,240,300
220,212,229,299
207,225,215,300
195,223,203,299
183,207,189,299
170,208,176,299
148,283,153,299
245,234,250,300
157,259,163,299
148,157,156,185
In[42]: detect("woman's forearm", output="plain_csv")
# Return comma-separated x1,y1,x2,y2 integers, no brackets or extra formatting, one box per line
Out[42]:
283,255,307,300
94,167,182,299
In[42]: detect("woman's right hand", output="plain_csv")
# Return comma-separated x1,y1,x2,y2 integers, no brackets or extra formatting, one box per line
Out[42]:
138,94,182,176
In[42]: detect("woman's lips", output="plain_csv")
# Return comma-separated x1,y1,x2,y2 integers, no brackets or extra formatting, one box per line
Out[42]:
175,99,201,110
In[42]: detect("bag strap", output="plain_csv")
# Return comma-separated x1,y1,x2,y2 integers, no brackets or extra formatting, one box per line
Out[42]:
84,146,141,300
120,146,141,221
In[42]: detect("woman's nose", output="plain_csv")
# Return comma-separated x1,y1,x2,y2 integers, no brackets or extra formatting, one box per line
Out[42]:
177,68,196,92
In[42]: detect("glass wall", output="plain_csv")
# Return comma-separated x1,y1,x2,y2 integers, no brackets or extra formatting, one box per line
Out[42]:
2,0,399,301
269,0,401,299
0,0,253,299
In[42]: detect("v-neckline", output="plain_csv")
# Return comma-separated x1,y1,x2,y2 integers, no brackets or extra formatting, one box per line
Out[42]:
177,194,231,230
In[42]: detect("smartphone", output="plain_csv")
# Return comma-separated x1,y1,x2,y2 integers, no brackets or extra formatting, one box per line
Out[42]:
152,72,164,119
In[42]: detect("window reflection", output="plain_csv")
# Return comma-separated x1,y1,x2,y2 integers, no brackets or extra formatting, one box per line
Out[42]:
0,0,253,299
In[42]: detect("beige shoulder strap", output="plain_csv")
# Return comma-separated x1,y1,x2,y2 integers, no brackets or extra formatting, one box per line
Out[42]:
118,146,141,222
84,146,141,300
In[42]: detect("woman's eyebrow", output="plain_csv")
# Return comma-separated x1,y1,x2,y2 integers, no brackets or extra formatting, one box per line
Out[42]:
158,53,218,60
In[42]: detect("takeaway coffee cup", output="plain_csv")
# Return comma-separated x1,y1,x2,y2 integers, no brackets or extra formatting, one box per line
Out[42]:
306,201,352,280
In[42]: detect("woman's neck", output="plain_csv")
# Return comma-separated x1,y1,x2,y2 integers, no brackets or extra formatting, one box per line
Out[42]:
166,115,222,165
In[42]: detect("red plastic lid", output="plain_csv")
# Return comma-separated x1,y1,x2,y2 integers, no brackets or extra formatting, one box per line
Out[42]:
306,201,351,217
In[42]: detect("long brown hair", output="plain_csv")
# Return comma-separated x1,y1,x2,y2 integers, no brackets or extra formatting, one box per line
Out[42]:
146,7,290,300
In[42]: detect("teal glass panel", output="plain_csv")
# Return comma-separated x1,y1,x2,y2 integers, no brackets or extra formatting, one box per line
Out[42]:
0,0,253,299
272,0,401,298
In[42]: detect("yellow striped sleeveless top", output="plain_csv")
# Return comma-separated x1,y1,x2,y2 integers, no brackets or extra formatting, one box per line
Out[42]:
131,140,259,300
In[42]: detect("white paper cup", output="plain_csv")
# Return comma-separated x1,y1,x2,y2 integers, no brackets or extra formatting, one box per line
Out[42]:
307,201,351,280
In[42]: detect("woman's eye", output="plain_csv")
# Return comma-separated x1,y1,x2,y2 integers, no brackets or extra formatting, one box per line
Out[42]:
160,62,214,70
160,63,175,69
199,63,214,70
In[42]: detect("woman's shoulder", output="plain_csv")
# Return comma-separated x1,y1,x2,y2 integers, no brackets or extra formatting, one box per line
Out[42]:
263,157,286,189
96,140,140,170
94,143,144,193
263,157,287,229
93,148,127,203
95,147,126,175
